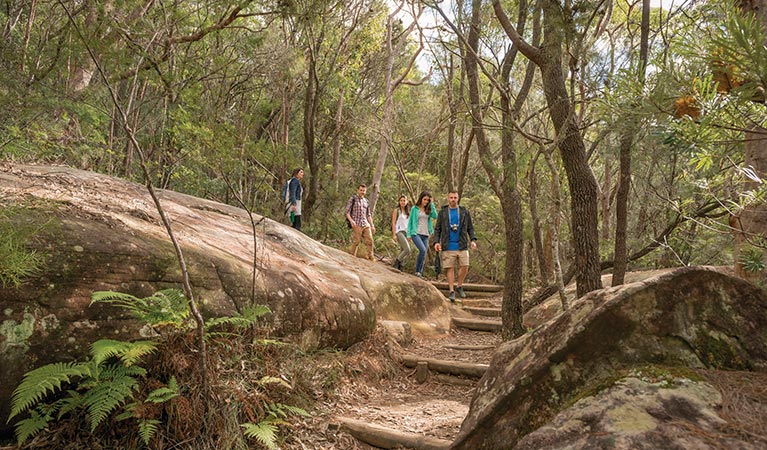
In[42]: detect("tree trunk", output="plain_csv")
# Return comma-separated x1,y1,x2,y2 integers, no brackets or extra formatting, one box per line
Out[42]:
528,152,549,285
302,52,319,224
539,0,602,296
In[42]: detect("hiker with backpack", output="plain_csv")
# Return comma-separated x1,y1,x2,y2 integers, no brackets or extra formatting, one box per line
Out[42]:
283,168,304,231
345,184,375,261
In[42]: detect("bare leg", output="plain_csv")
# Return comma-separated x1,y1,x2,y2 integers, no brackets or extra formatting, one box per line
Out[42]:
446,267,455,292
457,265,469,286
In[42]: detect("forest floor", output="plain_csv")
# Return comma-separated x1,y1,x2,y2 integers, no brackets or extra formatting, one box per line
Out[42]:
287,288,503,450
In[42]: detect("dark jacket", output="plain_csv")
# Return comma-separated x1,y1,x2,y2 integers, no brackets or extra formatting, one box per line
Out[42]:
288,177,302,205
433,205,477,251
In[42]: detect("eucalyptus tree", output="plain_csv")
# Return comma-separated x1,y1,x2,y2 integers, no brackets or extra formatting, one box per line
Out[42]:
493,0,605,297
281,0,384,223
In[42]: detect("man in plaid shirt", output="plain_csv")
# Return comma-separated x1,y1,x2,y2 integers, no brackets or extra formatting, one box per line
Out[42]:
345,184,376,261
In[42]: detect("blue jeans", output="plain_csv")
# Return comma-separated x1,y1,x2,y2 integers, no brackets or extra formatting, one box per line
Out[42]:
411,234,430,274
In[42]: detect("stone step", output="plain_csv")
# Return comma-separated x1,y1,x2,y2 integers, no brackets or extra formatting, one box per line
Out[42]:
463,306,501,317
451,316,502,333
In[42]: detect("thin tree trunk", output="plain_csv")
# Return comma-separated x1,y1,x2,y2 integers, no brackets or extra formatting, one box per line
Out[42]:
528,151,549,285
543,148,567,309
612,0,649,286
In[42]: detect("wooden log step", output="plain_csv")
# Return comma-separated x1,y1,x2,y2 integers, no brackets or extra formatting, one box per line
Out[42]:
338,417,451,450
463,306,501,317
438,289,499,299
401,353,489,378
459,298,501,308
443,344,496,351
451,316,502,332
431,282,503,293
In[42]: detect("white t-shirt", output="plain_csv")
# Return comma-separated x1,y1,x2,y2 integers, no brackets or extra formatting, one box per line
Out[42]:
395,211,408,233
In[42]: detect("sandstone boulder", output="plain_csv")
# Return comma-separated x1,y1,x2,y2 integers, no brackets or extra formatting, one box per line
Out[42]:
0,164,450,430
451,267,767,450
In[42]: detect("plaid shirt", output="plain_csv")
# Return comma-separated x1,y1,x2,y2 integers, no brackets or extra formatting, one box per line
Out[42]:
346,195,371,227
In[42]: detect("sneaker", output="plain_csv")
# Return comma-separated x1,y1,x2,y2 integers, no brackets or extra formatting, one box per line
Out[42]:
448,291,455,302
415,272,422,278
456,286,466,299
393,260,401,270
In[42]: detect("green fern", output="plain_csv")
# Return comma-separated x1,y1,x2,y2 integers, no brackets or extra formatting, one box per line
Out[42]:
8,361,92,420
266,403,309,419
91,339,157,367
241,420,280,450
205,304,272,330
145,376,180,403
14,408,52,445
138,419,162,445
82,370,140,431
91,289,189,328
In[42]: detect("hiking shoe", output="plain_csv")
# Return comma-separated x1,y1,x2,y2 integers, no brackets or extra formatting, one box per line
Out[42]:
393,260,402,270
415,272,422,278
448,291,455,302
456,286,466,299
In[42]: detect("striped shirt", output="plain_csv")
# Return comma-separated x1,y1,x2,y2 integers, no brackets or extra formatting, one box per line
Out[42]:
346,195,371,227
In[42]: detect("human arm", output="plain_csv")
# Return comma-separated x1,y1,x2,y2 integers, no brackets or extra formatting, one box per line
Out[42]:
345,197,357,227
391,209,398,241
465,209,478,249
288,178,299,210
433,208,443,252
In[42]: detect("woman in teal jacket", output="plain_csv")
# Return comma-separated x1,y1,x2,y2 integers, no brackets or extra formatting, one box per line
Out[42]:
407,191,437,277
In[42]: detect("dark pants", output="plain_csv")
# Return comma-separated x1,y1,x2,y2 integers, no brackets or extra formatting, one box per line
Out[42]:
292,215,302,231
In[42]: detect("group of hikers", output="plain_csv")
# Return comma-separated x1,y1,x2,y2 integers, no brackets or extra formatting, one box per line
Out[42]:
282,168,477,302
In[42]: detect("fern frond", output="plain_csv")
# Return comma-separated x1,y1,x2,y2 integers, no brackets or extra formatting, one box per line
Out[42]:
82,374,139,431
257,376,292,390
242,304,272,320
91,289,189,327
267,403,310,419
205,304,271,330
14,409,50,445
9,362,91,420
90,291,143,308
138,419,161,445
90,339,156,367
241,420,279,450
145,377,179,404
57,390,84,419
99,364,147,380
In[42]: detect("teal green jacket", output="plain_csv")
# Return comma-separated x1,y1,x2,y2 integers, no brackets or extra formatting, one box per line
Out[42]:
407,203,438,237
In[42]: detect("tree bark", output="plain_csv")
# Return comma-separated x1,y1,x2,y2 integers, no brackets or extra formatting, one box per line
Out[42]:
494,0,602,297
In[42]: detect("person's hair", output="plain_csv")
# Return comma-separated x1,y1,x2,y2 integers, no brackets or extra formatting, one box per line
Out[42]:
358,184,367,189
448,190,459,195
292,168,303,177
395,194,410,216
416,191,432,212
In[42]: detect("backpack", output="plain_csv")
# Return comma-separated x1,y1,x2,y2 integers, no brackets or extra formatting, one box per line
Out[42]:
345,196,357,228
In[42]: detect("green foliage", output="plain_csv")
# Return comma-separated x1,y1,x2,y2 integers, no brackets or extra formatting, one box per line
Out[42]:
91,289,190,329
241,420,279,450
205,304,272,331
0,205,47,288
8,339,157,444
240,403,309,450
739,247,766,273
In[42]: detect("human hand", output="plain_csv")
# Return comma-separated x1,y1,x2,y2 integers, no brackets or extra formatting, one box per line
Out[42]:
470,241,477,250
435,243,442,252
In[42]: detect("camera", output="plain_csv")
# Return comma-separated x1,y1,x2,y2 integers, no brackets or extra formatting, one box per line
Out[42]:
450,223,459,232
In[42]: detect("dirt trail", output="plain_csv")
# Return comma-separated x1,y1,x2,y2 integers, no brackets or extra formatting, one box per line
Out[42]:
295,287,503,449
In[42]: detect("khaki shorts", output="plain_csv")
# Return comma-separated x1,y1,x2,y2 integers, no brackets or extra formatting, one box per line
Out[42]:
441,250,469,268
